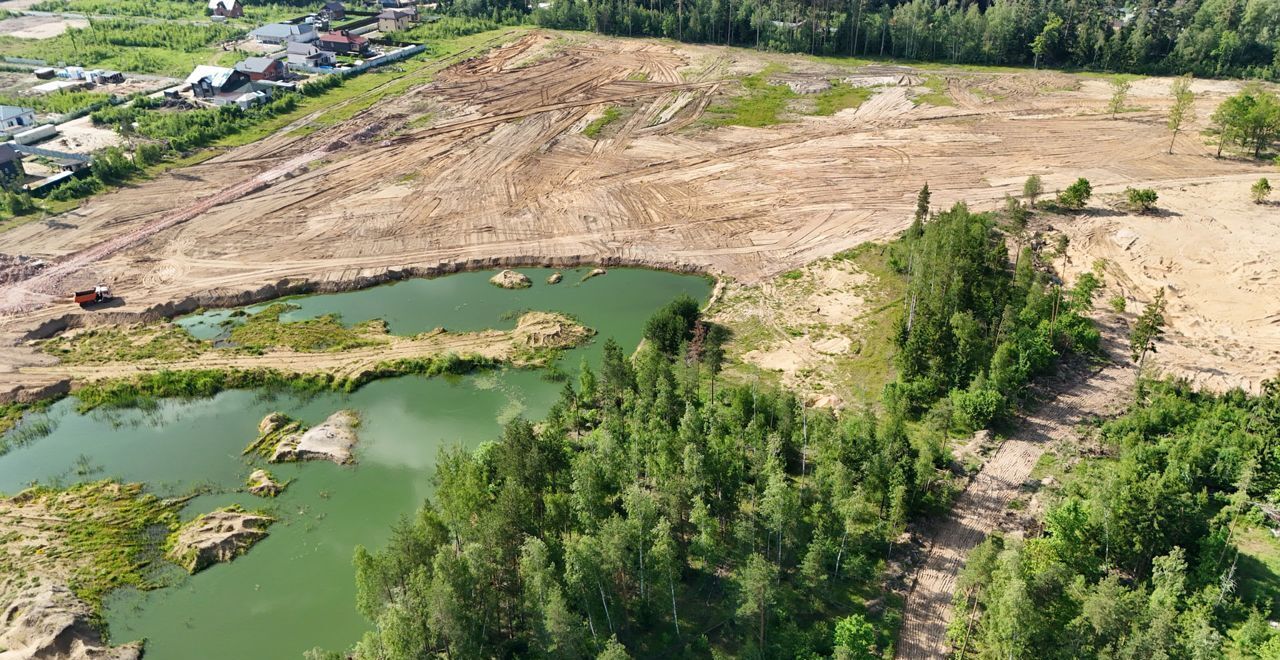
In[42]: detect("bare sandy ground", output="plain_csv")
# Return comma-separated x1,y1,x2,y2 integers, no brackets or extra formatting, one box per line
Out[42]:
0,31,1272,397
0,14,87,39
1057,180,1280,393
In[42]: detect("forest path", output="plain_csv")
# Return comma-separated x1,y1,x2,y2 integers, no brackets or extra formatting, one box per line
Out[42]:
895,314,1135,658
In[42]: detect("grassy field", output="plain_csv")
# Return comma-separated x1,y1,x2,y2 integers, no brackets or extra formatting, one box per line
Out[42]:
706,63,796,127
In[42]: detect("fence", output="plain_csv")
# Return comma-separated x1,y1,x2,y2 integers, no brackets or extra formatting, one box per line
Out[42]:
14,144,92,164
287,43,426,76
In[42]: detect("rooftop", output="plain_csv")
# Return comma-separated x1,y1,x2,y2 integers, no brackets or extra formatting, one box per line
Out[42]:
184,65,239,89
0,105,34,121
236,57,280,74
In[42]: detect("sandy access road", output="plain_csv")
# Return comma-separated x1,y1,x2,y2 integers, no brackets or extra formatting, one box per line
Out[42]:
0,31,1272,397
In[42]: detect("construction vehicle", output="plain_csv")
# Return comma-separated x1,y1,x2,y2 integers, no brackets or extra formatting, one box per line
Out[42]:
73,285,111,307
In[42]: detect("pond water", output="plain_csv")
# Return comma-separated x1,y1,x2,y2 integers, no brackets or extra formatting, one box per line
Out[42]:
0,268,712,660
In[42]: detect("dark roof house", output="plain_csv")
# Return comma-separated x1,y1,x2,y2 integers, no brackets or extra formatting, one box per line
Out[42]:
317,30,370,55
322,1,345,19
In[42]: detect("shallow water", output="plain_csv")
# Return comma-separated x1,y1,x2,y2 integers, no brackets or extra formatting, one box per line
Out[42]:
0,268,711,659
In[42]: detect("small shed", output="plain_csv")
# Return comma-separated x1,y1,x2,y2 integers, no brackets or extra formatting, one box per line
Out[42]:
33,67,56,80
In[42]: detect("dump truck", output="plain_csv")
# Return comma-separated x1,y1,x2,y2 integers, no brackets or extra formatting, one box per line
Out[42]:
73,285,111,306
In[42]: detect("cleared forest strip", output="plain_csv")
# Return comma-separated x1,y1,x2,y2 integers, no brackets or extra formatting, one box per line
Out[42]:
895,317,1135,658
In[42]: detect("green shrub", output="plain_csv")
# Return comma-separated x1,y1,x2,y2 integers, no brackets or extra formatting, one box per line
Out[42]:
1124,187,1158,213
1056,177,1092,210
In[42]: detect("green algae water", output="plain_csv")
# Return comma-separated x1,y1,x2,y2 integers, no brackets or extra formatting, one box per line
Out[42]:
0,268,711,660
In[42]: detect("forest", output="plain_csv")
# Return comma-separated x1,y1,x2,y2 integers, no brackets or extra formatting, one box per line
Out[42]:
448,0,1280,79
952,378,1280,658
312,202,1106,658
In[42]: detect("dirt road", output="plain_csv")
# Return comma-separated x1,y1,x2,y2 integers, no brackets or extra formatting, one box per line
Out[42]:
895,316,1135,658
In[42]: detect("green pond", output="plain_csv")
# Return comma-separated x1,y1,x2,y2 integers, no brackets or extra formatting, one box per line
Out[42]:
0,268,712,660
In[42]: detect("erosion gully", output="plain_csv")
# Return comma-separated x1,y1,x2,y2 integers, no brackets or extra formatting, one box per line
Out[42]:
0,267,712,659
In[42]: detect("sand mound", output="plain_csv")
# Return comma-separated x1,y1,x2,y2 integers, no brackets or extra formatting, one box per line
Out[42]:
246,469,285,497
166,508,273,574
271,410,360,465
513,312,596,349
0,583,141,660
490,270,532,289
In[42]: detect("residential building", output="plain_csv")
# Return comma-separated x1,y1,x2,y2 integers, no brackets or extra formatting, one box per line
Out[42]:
286,41,337,67
208,0,243,17
0,144,24,186
250,22,318,45
377,7,415,32
184,65,271,108
317,30,370,55
0,106,36,135
235,57,286,81
322,1,345,19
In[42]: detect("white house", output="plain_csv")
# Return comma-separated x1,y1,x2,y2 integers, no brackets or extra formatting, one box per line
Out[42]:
0,105,36,135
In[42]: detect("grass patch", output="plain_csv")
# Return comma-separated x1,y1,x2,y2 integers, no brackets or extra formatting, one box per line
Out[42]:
38,324,204,365
0,481,182,618
1235,524,1280,618
582,105,622,138
227,303,384,353
912,74,954,106
706,63,796,127
72,356,497,412
826,244,906,403
810,81,873,116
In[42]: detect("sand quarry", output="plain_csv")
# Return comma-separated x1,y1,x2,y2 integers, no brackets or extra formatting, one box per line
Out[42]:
0,31,1275,396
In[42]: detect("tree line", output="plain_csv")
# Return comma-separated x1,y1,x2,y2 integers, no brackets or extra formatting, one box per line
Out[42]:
446,0,1280,79
952,377,1280,658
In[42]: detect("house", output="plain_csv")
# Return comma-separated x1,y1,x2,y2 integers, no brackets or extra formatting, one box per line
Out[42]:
317,30,370,55
235,57,286,81
185,65,251,98
0,105,36,135
185,66,272,108
207,0,243,17
377,7,415,32
250,22,318,45
322,1,345,19
0,144,24,186
286,41,337,67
